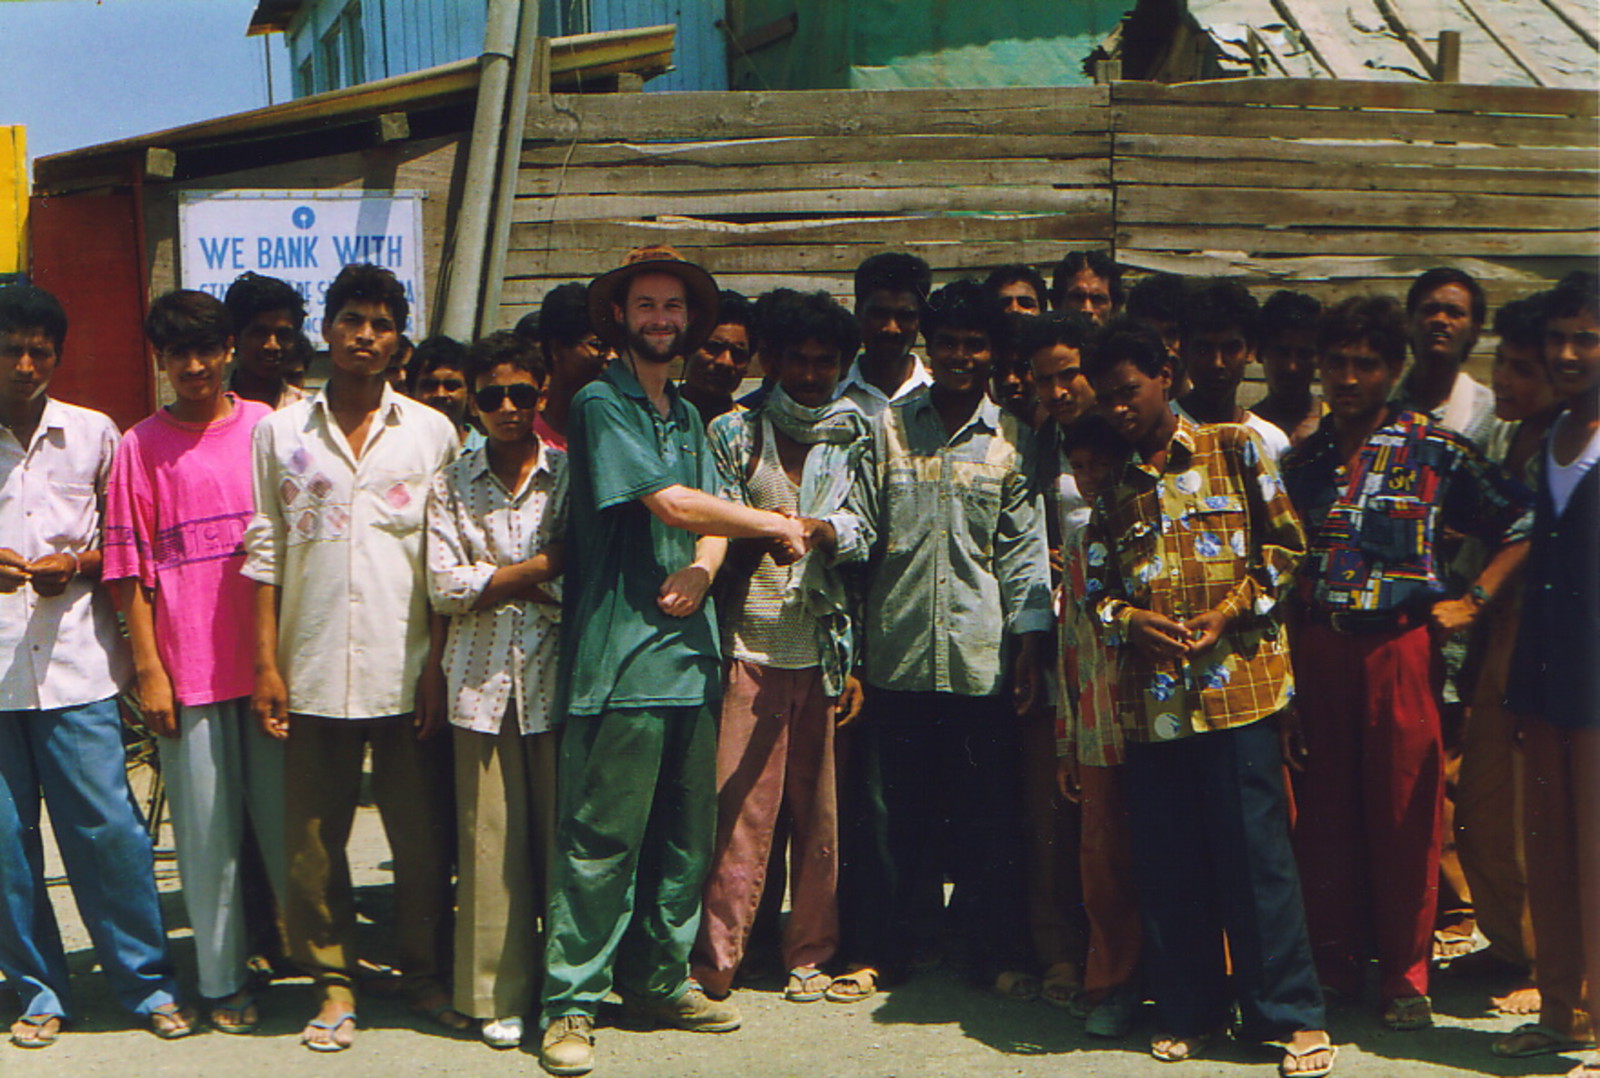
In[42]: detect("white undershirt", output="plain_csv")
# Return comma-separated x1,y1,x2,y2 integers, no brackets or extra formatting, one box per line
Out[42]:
1547,413,1600,517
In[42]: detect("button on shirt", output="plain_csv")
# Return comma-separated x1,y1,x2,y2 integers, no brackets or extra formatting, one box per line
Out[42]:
854,388,1053,698
243,386,458,719
0,399,129,710
1281,409,1532,615
835,354,933,420
1085,419,1305,743
427,441,568,736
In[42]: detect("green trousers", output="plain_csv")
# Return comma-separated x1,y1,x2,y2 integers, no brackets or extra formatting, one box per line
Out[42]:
541,704,716,1025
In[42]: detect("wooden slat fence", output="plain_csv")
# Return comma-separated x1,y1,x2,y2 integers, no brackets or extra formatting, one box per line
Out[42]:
501,78,1598,367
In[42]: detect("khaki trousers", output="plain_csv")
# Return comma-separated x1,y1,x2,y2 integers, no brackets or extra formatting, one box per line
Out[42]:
283,714,454,1006
452,723,557,1019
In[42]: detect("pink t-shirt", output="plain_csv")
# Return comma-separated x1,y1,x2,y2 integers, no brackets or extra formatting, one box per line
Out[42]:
103,395,272,706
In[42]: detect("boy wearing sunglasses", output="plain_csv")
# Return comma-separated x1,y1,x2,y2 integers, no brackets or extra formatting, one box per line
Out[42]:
425,331,566,1050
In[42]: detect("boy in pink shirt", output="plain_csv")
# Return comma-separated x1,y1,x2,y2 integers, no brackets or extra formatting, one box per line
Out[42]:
104,290,285,1035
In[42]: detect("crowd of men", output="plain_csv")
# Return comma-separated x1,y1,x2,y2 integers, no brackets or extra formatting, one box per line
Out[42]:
0,244,1595,1078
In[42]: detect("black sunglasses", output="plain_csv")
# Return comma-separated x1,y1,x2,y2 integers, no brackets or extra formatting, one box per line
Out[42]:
474,383,540,411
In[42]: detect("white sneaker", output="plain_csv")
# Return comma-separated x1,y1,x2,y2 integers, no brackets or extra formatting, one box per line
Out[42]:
482,1016,523,1048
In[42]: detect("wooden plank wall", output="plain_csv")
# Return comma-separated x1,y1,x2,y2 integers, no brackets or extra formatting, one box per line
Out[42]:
501,79,1598,375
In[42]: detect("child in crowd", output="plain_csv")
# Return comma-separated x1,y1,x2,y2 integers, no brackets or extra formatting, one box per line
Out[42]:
224,272,308,411
427,331,567,1050
104,290,285,1037
0,284,192,1047
1082,323,1333,1076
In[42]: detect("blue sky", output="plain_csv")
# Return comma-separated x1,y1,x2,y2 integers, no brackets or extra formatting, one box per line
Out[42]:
0,0,291,164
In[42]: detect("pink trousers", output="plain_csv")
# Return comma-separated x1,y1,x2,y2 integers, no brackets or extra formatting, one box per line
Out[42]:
692,661,838,996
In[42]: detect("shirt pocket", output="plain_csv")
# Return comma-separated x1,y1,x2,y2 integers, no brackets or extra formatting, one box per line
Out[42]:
366,472,428,537
1177,494,1247,564
957,472,1006,561
44,479,97,545
1358,494,1428,564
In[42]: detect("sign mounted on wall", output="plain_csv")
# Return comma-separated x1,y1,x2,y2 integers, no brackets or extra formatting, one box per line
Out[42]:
179,190,427,346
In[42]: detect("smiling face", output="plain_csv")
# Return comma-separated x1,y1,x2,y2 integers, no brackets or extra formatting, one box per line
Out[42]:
616,271,689,364
926,324,992,398
1408,282,1480,371
1545,308,1600,403
1319,339,1400,427
1490,340,1556,422
0,327,60,410
234,307,299,381
158,339,232,407
684,322,752,399
323,299,399,380
1030,343,1094,428
856,288,922,370
471,363,544,445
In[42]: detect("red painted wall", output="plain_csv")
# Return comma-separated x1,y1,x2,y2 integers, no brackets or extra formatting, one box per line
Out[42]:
28,192,153,431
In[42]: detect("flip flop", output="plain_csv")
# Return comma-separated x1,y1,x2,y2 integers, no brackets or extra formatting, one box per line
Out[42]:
10,1014,61,1049
1382,995,1433,1032
1493,1023,1596,1059
148,1003,196,1040
824,967,878,1004
1278,1038,1338,1077
784,967,829,1003
302,1011,357,1052
1040,962,1084,1012
1151,1032,1213,1062
209,991,259,1035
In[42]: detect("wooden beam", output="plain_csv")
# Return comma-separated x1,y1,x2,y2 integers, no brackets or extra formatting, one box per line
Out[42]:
1541,0,1599,51
520,133,1111,169
376,111,410,142
1271,0,1372,79
1371,0,1440,78
1456,0,1557,86
1115,225,1600,258
732,13,798,55
1113,78,1598,118
143,147,177,180
1436,29,1462,83
1115,132,1598,172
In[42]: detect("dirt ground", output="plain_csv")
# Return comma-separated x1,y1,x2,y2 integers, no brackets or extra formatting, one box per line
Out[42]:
6,765,1587,1078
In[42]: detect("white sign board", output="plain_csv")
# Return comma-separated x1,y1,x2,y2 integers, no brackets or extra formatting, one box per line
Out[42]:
179,190,426,345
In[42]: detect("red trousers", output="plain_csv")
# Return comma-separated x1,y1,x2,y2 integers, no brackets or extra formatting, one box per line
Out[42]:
1291,620,1443,1002
1078,763,1142,998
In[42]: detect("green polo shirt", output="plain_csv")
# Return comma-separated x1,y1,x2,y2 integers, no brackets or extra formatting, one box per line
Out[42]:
560,358,721,716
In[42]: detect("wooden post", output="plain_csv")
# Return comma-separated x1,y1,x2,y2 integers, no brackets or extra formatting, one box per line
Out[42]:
376,112,410,142
1436,30,1461,83
1093,59,1122,85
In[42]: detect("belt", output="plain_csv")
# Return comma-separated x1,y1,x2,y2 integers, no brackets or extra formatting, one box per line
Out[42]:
1307,605,1425,635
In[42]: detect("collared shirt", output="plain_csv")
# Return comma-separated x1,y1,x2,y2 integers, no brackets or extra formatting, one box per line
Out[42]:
243,384,459,719
427,440,567,735
1282,409,1532,615
1085,418,1304,743
835,353,933,419
854,387,1052,698
1395,369,1500,451
561,357,721,717
0,399,129,710
1172,400,1291,466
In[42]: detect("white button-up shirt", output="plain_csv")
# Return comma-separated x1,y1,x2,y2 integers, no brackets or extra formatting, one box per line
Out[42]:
426,441,567,735
243,385,458,719
835,353,933,419
0,399,129,710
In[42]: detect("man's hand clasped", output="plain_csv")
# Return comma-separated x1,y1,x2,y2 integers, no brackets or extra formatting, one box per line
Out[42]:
1127,608,1229,662
0,547,78,598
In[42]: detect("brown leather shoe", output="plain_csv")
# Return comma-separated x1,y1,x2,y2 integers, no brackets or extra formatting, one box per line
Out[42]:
539,1015,594,1076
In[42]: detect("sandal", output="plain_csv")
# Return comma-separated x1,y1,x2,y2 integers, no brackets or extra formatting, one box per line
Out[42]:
209,989,259,1035
1493,1023,1595,1058
9,1014,61,1049
149,1003,196,1040
1382,995,1433,1031
406,983,473,1034
784,967,829,1003
993,969,1041,1001
1151,1031,1213,1062
1040,961,1084,1011
1278,1034,1338,1077
824,966,878,1004
302,1010,357,1052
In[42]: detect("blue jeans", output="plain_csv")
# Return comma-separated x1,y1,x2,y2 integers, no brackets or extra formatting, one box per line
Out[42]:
0,697,178,1019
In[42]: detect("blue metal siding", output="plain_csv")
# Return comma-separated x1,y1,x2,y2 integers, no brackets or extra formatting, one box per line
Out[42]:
587,0,728,91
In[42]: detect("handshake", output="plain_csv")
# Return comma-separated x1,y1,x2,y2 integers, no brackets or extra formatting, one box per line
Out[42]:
0,548,79,598
762,510,835,567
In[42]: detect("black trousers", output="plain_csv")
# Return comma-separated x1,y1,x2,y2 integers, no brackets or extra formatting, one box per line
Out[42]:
1124,720,1326,1040
838,689,1030,979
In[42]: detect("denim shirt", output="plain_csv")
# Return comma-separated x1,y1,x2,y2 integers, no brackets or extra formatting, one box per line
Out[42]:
852,387,1052,698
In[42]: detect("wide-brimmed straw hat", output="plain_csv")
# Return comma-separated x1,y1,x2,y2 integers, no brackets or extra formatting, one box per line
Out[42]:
587,245,720,356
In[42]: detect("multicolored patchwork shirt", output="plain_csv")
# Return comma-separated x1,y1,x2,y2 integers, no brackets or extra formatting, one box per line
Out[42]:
1084,419,1305,743
1281,408,1533,614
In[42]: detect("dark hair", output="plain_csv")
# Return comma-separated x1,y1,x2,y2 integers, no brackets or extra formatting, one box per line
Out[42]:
1493,294,1548,351
1050,250,1124,309
1181,279,1260,346
854,252,931,307
760,290,860,359
0,284,68,353
983,264,1048,311
923,279,999,342
223,272,306,333
534,281,591,348
1125,272,1187,326
1015,310,1098,364
1058,412,1127,459
1546,270,1599,322
1405,267,1486,326
711,290,755,334
1083,319,1171,382
324,263,409,332
1318,295,1408,369
406,335,468,390
145,289,233,353
1259,290,1322,342
751,288,802,352
466,330,547,389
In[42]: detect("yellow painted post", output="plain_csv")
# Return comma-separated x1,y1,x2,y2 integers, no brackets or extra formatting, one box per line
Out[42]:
0,126,25,275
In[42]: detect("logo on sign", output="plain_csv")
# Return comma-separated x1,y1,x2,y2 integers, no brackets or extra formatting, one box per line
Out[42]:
292,206,316,229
